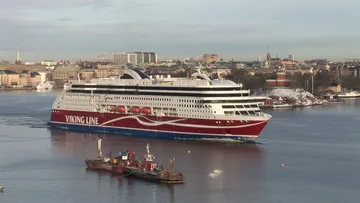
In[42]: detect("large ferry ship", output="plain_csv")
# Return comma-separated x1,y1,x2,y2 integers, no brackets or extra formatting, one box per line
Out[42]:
48,68,272,142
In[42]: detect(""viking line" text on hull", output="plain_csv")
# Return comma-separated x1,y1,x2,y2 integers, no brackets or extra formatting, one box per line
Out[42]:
65,115,99,125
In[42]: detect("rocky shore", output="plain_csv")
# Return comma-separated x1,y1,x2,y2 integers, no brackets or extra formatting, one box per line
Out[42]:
257,88,327,107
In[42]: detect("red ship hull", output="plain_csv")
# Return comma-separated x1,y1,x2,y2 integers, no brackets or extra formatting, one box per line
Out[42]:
49,110,270,141
85,159,125,173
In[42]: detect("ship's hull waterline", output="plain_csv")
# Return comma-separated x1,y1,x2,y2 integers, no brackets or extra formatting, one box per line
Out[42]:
48,110,270,142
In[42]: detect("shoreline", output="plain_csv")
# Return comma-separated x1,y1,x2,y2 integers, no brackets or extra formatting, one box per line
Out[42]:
0,87,63,92
260,102,326,109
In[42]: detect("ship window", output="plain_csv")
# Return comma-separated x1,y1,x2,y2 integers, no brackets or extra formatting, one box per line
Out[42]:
240,111,249,115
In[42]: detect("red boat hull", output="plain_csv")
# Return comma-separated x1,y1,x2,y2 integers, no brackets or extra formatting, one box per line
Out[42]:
85,159,124,173
49,110,270,141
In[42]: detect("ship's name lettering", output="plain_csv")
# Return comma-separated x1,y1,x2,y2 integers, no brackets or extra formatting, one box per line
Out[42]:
65,115,99,125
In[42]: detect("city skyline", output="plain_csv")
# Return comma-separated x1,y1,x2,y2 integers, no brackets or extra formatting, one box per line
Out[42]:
0,0,359,61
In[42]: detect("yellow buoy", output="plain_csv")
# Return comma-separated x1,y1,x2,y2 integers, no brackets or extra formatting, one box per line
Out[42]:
281,164,285,167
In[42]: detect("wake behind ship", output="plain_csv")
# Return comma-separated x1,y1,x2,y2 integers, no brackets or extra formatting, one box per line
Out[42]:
48,68,272,142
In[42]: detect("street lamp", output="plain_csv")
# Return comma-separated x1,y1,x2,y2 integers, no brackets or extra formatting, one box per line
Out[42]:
310,67,314,95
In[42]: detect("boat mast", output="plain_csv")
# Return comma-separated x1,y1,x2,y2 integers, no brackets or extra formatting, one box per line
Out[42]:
144,143,154,162
169,157,175,173
97,138,103,159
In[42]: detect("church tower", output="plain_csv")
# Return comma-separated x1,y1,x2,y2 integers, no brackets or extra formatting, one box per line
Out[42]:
15,43,22,65
264,45,271,68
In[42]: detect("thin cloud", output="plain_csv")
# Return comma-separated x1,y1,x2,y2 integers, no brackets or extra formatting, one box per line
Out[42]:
0,0,359,61
56,17,77,22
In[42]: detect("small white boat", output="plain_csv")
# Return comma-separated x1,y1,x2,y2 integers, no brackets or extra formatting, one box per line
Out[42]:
37,81,53,91
272,103,292,108
63,83,70,90
336,91,360,99
0,185,4,191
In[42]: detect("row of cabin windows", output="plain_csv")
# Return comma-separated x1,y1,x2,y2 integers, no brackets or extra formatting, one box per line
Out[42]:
65,94,100,99
62,107,95,111
123,97,172,101
63,97,212,109
111,96,206,104
223,105,258,109
178,115,213,118
105,105,215,118
105,105,213,114
65,93,259,105
59,102,93,107
65,96,209,106
181,109,213,113
224,110,261,115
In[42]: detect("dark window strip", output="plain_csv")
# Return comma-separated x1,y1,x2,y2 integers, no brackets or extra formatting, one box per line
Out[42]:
67,90,251,98
71,84,244,91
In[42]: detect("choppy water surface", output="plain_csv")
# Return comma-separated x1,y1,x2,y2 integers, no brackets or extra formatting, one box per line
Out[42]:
0,91,359,203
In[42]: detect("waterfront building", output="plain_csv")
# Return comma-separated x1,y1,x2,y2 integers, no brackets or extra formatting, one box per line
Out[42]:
41,60,58,66
289,55,295,61
265,71,290,88
114,52,157,65
202,54,218,64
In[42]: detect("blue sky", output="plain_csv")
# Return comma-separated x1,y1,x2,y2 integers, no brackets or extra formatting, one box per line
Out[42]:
0,0,359,61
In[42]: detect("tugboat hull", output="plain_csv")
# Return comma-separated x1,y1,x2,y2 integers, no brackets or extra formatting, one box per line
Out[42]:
124,166,184,184
85,159,125,174
124,167,159,180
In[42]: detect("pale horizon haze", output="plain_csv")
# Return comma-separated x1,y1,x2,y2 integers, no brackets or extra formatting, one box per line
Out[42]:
0,0,359,62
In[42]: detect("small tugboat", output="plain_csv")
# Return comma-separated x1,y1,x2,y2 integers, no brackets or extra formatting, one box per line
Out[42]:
85,138,136,174
124,143,185,184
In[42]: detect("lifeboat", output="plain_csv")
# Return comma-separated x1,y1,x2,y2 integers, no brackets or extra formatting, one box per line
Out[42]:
141,107,152,115
109,106,116,112
130,106,140,114
116,106,126,113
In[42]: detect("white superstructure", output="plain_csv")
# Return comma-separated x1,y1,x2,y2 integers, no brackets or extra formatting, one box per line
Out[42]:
54,69,270,120
49,68,272,142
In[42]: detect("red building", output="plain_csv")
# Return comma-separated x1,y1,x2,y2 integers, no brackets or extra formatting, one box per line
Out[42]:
266,72,290,88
